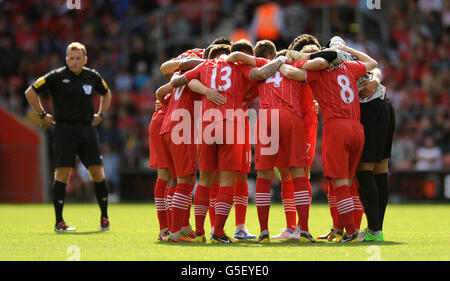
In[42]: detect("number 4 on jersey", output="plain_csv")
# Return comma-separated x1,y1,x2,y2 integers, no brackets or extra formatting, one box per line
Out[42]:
266,71,282,87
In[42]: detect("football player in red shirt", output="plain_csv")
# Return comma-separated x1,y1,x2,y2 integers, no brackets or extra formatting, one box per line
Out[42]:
279,44,378,242
149,97,174,241
150,49,205,241
170,44,285,243
227,39,329,243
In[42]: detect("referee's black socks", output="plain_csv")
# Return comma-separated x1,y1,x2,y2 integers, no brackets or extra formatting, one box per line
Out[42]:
94,180,109,218
53,181,67,224
356,171,381,232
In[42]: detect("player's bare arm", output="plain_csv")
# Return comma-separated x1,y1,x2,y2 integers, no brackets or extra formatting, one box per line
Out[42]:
278,63,306,82
359,68,383,99
225,51,257,66
335,45,378,72
93,89,111,126
187,79,227,105
24,86,55,128
179,58,205,72
301,57,330,71
155,82,174,104
249,55,287,81
286,50,310,61
170,74,188,88
160,60,182,80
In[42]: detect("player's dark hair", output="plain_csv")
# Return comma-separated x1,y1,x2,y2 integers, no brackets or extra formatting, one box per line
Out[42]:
289,34,321,52
209,44,231,59
203,44,216,59
254,40,277,59
210,36,232,46
231,39,254,56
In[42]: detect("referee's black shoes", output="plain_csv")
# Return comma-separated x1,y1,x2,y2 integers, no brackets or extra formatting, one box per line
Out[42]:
54,221,76,232
100,216,110,231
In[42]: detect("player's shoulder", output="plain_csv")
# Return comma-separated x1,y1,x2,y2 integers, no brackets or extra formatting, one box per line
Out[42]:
54,66,68,74
45,66,66,77
82,66,103,78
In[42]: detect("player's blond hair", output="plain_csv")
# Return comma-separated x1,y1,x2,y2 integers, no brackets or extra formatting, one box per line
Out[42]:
254,40,277,59
209,44,231,59
66,42,87,57
300,44,320,54
231,39,254,55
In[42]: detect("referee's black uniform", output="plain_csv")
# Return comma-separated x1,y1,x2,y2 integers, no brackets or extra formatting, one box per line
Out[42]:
31,65,111,231
32,66,109,168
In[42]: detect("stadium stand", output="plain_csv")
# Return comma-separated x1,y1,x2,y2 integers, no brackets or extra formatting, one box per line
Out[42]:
0,0,448,201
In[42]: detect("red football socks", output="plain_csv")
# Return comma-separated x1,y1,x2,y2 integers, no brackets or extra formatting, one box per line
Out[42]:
213,185,234,237
335,185,356,235
293,177,312,232
233,182,249,226
281,180,296,231
154,178,168,231
193,184,209,235
255,178,272,232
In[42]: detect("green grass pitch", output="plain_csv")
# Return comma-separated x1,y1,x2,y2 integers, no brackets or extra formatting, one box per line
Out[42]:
1,203,449,261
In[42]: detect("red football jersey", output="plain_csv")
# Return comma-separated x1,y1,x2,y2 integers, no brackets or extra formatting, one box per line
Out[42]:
159,83,202,135
171,48,205,62
305,61,367,123
243,58,303,117
183,58,252,122
292,60,315,117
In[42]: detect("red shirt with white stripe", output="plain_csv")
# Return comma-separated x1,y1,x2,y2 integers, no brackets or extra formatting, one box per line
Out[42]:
304,61,367,123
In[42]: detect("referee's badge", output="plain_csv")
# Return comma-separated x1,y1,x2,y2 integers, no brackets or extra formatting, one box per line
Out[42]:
82,84,92,95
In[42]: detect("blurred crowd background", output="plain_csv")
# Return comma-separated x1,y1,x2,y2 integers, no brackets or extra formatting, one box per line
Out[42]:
0,0,448,200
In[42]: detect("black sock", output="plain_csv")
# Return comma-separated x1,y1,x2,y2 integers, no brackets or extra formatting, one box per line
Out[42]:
94,180,109,218
356,170,381,232
53,181,67,224
374,173,389,230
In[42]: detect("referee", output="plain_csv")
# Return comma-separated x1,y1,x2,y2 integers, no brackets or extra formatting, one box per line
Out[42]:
24,42,112,232
329,37,396,242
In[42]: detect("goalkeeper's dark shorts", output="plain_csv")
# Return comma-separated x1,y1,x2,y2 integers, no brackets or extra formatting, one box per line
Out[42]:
359,97,396,163
52,122,103,168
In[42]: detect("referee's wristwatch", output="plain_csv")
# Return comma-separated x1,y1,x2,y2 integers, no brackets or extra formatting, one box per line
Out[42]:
38,111,47,119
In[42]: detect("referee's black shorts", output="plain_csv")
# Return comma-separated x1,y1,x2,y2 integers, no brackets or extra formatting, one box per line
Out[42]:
359,97,396,163
53,122,103,168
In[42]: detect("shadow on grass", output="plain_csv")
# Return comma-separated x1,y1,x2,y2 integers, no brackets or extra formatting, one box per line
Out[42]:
38,230,109,235
154,240,405,247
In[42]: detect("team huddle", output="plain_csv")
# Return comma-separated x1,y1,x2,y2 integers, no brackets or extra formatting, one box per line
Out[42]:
149,34,394,244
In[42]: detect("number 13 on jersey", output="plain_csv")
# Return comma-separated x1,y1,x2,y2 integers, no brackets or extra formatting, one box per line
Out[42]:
211,66,232,91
